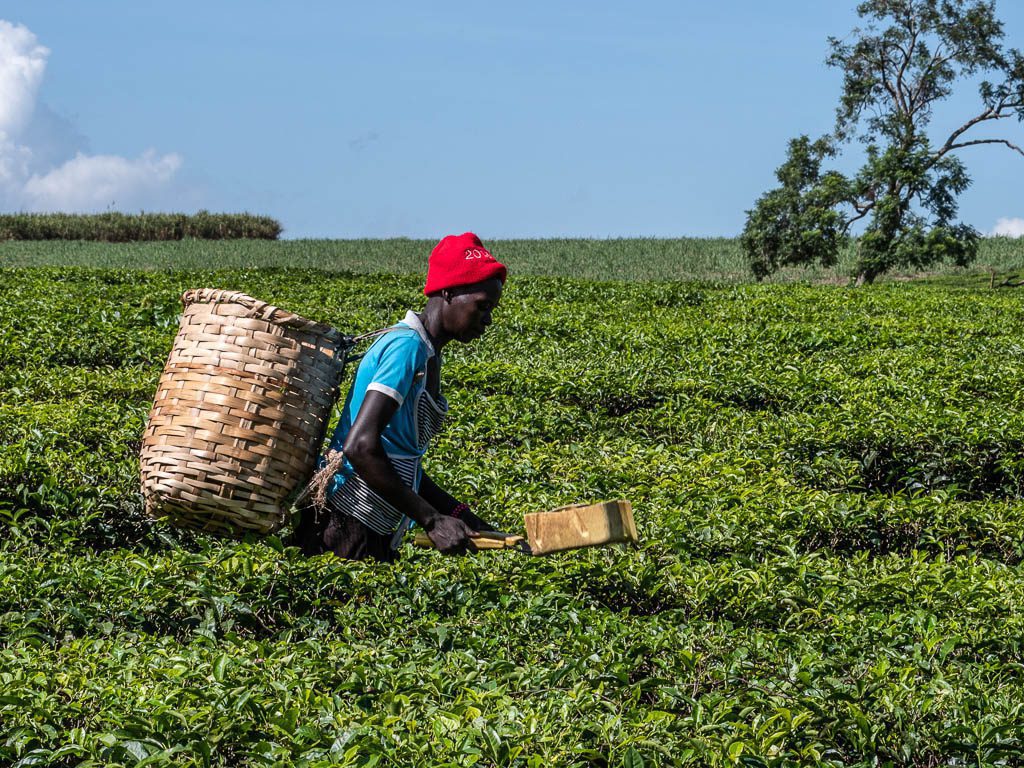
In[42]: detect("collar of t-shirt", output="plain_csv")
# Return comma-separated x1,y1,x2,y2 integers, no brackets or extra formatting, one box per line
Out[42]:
400,310,437,360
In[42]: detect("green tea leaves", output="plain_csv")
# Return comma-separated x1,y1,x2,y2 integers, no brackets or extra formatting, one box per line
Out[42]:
3,268,1024,765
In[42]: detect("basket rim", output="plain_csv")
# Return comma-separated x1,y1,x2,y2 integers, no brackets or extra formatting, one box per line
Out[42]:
181,288,343,340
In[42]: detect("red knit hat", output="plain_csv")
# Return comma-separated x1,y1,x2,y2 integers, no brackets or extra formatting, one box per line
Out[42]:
423,232,507,296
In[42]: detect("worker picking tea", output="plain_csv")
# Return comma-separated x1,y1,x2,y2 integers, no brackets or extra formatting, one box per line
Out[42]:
296,232,506,562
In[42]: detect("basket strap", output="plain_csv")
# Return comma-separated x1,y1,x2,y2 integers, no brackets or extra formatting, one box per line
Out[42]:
342,326,395,365
334,324,397,396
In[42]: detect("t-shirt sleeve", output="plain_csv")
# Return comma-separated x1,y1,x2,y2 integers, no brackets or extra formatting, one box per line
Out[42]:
363,333,424,406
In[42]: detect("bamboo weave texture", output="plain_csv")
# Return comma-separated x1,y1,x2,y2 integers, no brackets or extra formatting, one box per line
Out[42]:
140,289,346,536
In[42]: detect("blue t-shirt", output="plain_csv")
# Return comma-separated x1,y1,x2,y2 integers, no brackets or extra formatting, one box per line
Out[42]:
326,310,439,499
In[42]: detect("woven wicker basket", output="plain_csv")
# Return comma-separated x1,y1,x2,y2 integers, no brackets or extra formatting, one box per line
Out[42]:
140,289,349,536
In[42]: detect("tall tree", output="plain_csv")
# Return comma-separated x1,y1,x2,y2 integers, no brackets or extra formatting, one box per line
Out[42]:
743,0,1024,284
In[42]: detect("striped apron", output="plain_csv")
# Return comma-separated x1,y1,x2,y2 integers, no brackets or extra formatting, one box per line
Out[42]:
325,384,448,538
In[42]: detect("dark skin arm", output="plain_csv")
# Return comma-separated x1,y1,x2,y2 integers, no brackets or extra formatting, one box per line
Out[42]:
343,390,479,554
418,471,495,533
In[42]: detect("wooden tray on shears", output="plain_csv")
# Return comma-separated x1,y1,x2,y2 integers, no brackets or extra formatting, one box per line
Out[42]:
412,499,637,556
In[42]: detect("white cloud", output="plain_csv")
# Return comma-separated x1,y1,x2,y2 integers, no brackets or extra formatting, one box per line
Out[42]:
22,151,182,211
991,217,1024,238
0,19,47,136
0,19,181,212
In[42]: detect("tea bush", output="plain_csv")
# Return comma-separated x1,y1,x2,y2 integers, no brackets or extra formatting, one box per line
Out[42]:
2,268,1024,765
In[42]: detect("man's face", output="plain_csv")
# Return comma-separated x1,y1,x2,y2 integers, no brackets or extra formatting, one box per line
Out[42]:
444,278,504,343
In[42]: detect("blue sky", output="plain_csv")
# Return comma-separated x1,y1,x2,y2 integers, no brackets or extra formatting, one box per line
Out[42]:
1,1,1022,238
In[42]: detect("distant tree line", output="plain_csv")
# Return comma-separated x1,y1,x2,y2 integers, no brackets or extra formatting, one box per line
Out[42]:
0,212,282,242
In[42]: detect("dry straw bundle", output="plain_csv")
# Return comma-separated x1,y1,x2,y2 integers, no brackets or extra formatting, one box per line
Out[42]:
140,289,349,536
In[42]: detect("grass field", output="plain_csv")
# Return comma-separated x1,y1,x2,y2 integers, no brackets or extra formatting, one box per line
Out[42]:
2,236,1022,282
3,252,1024,765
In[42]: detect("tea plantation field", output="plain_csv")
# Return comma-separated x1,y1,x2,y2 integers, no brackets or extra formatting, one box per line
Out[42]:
2,236,1023,282
3,267,1024,766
